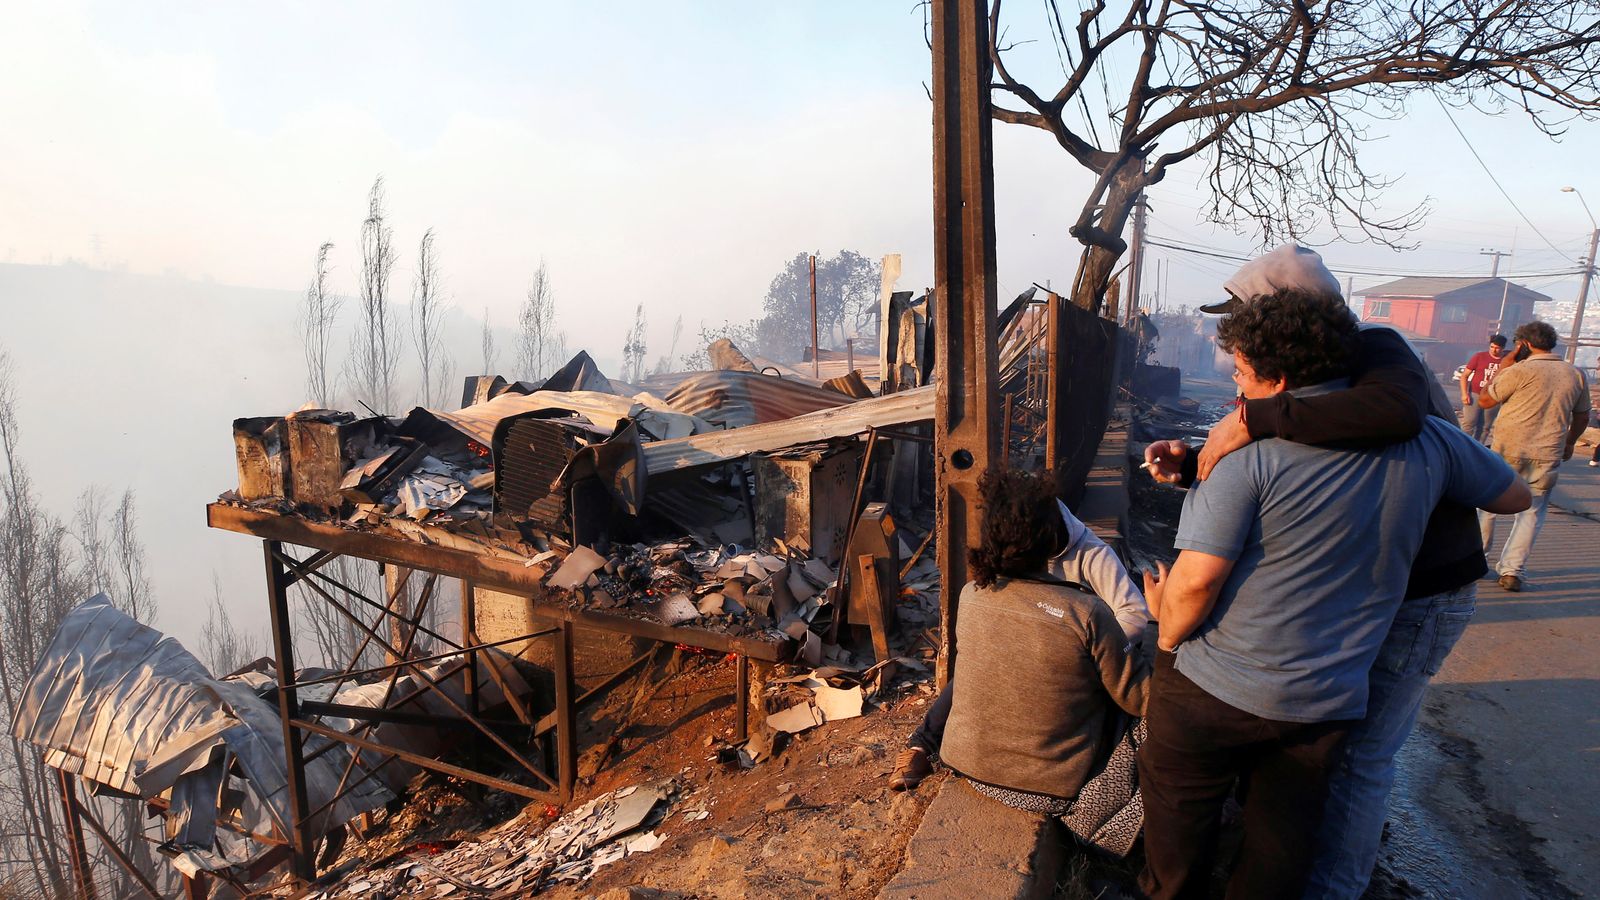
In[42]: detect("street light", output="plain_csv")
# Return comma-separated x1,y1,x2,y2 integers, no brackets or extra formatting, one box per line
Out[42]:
1561,187,1599,364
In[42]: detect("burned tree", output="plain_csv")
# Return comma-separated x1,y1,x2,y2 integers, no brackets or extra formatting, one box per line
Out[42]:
481,306,500,375
985,0,1600,313
411,228,454,408
653,314,684,376
621,303,648,383
300,241,340,408
517,260,560,381
347,176,400,412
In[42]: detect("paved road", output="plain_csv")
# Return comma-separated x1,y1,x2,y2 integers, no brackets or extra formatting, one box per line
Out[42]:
1383,456,1600,898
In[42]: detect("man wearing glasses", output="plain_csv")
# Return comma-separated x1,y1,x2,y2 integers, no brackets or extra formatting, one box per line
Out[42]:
1459,335,1508,443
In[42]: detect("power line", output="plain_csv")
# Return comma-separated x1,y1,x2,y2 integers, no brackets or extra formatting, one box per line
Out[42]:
1431,95,1577,263
1146,236,1585,280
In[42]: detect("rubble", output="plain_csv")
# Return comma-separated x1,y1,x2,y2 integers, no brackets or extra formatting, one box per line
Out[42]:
305,780,679,898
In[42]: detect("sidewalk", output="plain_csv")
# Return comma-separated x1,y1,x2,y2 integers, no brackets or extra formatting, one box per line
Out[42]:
1385,457,1600,897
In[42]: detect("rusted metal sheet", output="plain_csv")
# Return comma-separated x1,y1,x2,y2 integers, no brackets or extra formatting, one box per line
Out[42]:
751,441,862,563
642,385,934,474
662,370,855,430
285,412,383,511
232,417,289,501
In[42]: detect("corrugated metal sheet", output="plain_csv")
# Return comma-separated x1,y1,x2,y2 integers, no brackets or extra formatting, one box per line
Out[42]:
13,595,393,874
662,371,855,430
427,389,708,445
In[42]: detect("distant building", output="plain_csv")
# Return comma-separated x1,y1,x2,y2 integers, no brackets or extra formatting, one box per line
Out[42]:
1356,276,1552,372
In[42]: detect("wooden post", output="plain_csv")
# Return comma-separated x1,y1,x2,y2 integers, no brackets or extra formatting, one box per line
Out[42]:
931,0,1001,689
735,655,750,743
553,619,577,801
462,579,479,717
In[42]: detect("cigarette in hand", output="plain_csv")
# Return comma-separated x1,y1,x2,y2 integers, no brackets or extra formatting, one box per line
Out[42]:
1139,456,1162,471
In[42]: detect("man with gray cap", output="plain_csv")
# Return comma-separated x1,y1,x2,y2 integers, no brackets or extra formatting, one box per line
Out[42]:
1142,245,1529,898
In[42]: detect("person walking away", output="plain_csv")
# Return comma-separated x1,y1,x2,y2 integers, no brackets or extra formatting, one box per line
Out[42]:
1476,321,1592,591
1459,334,1508,442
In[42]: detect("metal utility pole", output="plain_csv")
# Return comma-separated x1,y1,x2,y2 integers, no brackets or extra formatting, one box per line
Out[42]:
931,0,1001,688
1125,191,1148,325
1562,188,1598,363
810,254,820,378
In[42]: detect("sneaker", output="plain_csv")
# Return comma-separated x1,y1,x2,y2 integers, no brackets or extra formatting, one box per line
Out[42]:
1589,459,1598,467
889,747,933,791
1498,574,1523,592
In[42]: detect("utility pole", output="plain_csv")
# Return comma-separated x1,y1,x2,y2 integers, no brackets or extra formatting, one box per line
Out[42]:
1480,248,1509,277
809,254,819,379
1570,227,1598,363
1126,191,1148,325
930,0,1000,689
1483,247,1514,333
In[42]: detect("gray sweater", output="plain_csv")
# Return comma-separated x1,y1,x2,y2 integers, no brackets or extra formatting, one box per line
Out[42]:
940,577,1150,800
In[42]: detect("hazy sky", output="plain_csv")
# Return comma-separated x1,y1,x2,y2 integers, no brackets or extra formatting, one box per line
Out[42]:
2,1,1598,646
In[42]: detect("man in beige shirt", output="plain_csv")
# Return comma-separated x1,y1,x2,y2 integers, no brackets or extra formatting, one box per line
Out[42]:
1477,321,1593,590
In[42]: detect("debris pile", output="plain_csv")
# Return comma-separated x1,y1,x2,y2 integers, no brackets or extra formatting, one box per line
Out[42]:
308,780,679,898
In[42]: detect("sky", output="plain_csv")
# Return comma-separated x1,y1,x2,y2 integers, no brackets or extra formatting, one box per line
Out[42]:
1,1,1598,646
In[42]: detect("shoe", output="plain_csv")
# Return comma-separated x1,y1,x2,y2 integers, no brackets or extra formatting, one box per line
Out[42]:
1498,574,1523,592
889,747,933,791
1589,459,1598,467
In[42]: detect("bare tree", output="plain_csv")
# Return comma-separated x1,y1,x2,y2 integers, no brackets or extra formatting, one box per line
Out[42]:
0,348,75,897
411,228,454,407
516,261,560,381
109,490,153,625
652,315,684,375
300,241,340,407
347,176,400,412
199,573,262,676
621,303,647,383
481,306,499,375
984,0,1600,313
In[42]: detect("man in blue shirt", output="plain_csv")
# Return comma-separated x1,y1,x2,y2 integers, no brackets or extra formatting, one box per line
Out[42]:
1137,289,1529,900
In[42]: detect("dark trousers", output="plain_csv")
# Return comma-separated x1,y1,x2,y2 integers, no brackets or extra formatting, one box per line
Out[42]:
908,681,955,754
1137,652,1351,900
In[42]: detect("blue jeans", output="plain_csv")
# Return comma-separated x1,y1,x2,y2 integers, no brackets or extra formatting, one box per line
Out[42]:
1304,584,1477,899
1459,397,1497,444
1479,457,1560,578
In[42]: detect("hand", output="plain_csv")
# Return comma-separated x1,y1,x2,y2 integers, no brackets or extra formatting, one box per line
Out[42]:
1564,442,1576,461
1197,407,1250,481
1142,440,1189,485
1141,562,1169,622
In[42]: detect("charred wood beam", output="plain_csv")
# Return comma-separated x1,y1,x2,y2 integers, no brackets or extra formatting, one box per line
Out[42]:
209,505,788,661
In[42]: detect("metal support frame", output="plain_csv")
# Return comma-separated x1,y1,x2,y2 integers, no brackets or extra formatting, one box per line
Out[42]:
208,503,787,886
67,782,163,900
264,541,317,882
57,769,97,900
931,0,1001,688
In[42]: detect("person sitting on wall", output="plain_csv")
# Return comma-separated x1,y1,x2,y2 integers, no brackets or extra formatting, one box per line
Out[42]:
889,487,1151,792
925,467,1153,857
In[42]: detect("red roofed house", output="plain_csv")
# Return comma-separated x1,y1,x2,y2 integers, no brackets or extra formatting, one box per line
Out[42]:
1357,276,1552,373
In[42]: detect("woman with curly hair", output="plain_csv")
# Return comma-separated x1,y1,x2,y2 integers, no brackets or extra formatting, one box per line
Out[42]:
936,467,1152,855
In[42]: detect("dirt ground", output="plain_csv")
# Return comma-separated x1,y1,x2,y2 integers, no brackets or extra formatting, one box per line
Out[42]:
308,622,943,899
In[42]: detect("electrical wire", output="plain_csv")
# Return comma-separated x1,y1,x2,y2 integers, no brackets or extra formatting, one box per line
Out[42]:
1145,236,1584,279
1431,95,1577,263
